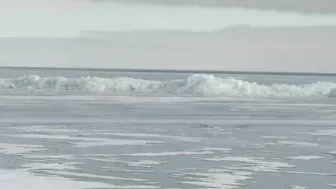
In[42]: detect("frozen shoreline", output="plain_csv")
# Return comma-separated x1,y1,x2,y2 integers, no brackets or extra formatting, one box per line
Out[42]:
1,86,336,189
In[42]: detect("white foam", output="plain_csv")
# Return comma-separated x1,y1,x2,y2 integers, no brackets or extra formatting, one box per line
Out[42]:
285,156,323,160
43,170,147,182
80,157,116,163
25,154,75,160
83,154,116,158
196,147,232,152
123,151,213,157
101,132,202,142
0,143,43,155
291,185,308,189
277,141,318,147
262,136,289,139
16,126,80,134
82,157,165,169
1,74,336,98
303,129,336,136
205,157,295,172
22,162,77,170
6,134,162,147
112,160,166,168
179,170,252,189
75,140,160,147
101,167,154,173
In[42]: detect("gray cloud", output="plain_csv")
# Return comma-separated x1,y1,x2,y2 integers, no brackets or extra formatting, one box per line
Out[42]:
90,0,336,13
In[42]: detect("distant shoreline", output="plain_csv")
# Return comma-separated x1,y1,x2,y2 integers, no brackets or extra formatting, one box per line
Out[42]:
1,66,336,76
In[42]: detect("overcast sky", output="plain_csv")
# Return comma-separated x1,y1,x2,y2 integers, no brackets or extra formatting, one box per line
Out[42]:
1,0,336,73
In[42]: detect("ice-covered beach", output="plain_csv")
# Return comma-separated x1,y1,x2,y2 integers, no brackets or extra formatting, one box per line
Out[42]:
0,69,336,189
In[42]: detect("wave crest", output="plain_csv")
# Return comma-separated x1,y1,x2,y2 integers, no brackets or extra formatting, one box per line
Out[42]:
0,74,335,98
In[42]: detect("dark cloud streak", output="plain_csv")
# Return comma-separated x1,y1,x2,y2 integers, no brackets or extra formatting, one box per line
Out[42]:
90,0,336,13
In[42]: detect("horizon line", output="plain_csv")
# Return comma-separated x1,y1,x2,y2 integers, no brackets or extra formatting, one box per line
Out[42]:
1,66,336,76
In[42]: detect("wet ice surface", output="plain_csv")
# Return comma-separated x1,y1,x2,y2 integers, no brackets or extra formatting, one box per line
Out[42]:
0,95,336,189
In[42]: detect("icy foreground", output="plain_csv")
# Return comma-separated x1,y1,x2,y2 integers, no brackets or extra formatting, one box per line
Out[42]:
1,92,336,189
1,74,336,98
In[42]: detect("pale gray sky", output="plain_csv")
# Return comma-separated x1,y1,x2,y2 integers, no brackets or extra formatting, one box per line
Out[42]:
1,0,336,37
2,27,336,73
1,0,336,72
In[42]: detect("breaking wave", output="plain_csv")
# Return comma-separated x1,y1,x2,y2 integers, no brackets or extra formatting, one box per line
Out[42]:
0,74,336,98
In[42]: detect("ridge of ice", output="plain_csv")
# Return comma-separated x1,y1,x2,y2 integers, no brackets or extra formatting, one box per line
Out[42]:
1,74,336,98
